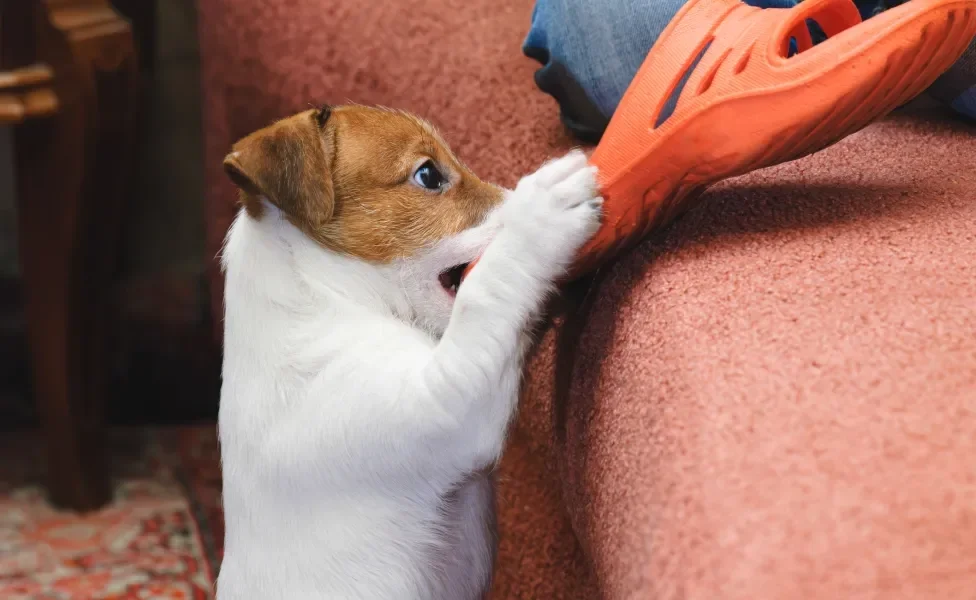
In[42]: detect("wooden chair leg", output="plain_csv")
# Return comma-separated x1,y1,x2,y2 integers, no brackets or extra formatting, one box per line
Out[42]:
111,0,157,74
13,2,139,511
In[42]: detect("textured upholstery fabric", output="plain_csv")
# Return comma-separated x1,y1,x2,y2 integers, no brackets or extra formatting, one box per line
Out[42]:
543,111,976,599
198,1,976,598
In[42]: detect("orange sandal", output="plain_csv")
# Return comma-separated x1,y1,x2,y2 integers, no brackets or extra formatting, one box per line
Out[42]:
574,0,976,277
463,0,976,282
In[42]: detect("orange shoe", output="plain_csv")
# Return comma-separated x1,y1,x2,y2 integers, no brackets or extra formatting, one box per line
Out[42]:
570,0,976,277
464,0,976,283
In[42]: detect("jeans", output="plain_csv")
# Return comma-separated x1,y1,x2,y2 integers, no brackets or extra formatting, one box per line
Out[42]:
524,0,976,142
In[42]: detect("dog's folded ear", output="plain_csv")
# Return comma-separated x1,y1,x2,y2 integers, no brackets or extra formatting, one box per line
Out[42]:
223,108,335,228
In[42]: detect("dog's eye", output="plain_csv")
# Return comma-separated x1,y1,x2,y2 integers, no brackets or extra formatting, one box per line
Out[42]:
412,161,446,190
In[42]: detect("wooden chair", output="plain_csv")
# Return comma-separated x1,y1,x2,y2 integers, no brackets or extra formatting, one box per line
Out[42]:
0,0,138,511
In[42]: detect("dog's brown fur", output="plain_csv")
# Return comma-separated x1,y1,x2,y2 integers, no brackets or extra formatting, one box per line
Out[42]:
223,105,502,263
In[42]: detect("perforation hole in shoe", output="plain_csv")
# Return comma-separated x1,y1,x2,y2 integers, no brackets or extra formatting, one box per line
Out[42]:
783,21,814,57
654,39,713,128
734,42,753,73
781,0,861,58
698,46,733,94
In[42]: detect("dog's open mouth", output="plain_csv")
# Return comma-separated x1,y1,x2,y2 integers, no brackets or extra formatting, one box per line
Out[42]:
438,263,469,297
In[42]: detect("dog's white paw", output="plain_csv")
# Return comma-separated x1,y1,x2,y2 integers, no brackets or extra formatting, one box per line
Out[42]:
504,149,603,269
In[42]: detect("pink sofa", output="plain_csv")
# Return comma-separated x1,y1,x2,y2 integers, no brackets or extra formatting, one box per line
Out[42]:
198,1,976,597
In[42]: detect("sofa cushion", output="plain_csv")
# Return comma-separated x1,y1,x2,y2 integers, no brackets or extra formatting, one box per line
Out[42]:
545,110,976,599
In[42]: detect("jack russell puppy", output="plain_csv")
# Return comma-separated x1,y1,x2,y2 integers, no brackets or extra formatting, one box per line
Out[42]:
216,105,602,600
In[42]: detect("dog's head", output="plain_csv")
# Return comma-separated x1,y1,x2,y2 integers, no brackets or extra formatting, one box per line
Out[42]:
223,105,503,333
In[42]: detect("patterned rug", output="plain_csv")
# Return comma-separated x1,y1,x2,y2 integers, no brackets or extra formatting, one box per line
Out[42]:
0,426,223,599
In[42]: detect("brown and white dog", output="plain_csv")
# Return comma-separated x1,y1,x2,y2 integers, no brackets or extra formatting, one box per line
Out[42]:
216,105,601,600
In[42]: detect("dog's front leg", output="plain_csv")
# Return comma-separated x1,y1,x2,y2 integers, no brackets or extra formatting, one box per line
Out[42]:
413,150,602,466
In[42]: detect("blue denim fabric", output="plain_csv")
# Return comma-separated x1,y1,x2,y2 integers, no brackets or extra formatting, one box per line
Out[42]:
931,42,976,122
523,0,688,141
524,0,976,141
952,91,976,118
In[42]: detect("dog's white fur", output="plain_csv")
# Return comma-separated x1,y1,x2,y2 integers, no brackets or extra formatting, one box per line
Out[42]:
216,150,601,599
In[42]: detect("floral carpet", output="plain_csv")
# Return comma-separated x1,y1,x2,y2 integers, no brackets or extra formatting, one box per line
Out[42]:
0,426,223,599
